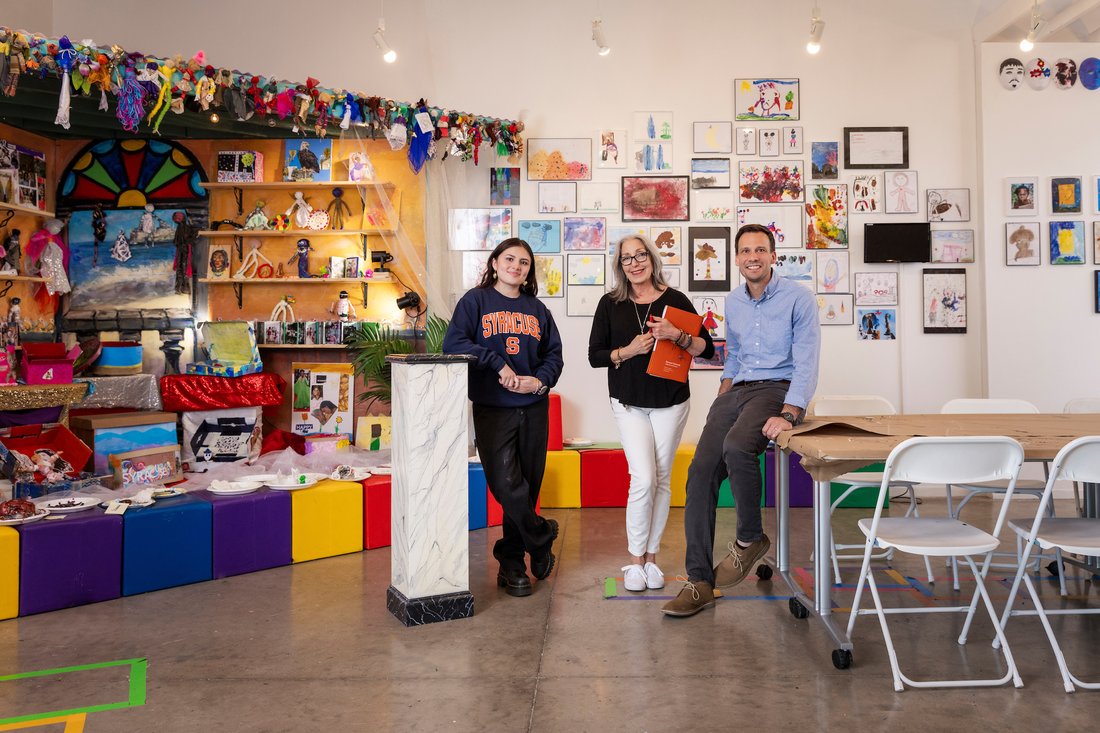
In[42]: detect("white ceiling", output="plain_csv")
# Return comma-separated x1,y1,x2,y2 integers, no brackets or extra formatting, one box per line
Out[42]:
973,0,1100,42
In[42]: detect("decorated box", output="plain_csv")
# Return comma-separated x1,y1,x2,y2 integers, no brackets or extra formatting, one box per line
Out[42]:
216,151,264,183
109,444,183,488
21,343,80,385
186,321,262,378
0,423,92,485
70,411,179,474
181,406,262,470
93,341,143,376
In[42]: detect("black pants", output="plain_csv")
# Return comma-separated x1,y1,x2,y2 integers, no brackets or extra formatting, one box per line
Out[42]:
473,400,555,573
683,382,787,583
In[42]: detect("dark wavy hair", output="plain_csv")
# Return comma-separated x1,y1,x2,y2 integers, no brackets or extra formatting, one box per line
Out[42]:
476,237,539,297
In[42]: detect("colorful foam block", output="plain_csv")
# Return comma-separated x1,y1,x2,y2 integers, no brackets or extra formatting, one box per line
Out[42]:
672,444,765,508
193,488,292,578
547,392,563,451
0,526,18,620
292,479,363,562
539,450,581,508
122,494,213,596
763,447,813,507
580,448,630,508
18,510,123,615
468,463,487,530
362,475,391,549
486,487,503,527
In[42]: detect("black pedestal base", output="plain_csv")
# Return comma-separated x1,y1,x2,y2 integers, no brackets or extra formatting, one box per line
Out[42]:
387,586,474,626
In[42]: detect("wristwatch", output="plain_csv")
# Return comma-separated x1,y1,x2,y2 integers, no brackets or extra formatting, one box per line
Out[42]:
534,380,549,396
779,411,797,424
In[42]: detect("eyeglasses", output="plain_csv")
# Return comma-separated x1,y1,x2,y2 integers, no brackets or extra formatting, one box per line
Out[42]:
619,251,650,265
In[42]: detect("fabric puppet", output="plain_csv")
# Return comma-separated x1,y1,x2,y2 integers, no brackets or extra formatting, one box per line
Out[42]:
172,211,198,294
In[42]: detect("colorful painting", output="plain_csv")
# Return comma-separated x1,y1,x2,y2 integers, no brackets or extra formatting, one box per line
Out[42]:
931,230,975,263
783,126,803,154
566,284,603,317
692,296,725,338
608,226,647,249
290,363,354,437
737,205,803,249
851,174,882,214
775,252,814,283
88,421,178,474
527,138,592,180
926,188,970,222
693,121,732,154
884,171,918,214
815,251,849,293
538,182,577,213
562,217,607,250
535,254,564,297
462,251,488,289
578,182,619,213
1005,222,1040,266
805,184,848,249
1049,221,1086,264
738,161,804,203
736,127,757,155
922,269,966,333
283,138,332,182
518,220,561,252
810,142,838,180
734,78,800,121
1006,177,1038,215
490,167,521,206
854,272,898,306
621,176,690,221
688,226,731,292
694,192,735,222
1050,176,1082,214
817,294,854,325
690,158,731,189
633,141,674,173
449,208,513,250
598,129,627,169
858,309,899,340
759,129,780,157
633,111,674,142
651,226,682,265
692,339,726,370
567,253,605,285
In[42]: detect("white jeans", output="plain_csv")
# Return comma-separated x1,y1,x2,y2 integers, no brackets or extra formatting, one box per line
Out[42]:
610,398,691,557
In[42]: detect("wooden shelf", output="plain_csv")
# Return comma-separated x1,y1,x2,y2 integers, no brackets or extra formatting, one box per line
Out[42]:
199,228,394,237
257,344,349,349
198,277,369,285
0,275,47,283
200,180,394,191
0,201,55,218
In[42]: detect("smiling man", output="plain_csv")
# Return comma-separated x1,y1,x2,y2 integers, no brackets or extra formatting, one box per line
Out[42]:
662,223,821,617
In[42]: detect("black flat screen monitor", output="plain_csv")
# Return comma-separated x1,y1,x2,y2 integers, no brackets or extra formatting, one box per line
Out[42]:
863,223,931,263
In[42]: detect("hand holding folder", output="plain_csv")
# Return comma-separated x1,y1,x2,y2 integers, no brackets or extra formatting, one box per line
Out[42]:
646,305,703,383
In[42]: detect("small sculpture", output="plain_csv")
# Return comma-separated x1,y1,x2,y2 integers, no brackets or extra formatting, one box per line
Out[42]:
0,228,20,274
326,188,353,230
27,219,71,296
329,290,356,322
288,238,314,278
235,239,274,279
30,448,73,483
270,294,296,322
6,296,20,325
244,200,272,230
286,191,314,229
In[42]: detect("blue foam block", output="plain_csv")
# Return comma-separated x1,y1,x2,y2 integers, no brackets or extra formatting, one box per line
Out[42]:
122,493,213,596
468,463,487,531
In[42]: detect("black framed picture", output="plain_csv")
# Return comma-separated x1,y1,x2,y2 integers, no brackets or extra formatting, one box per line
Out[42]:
922,268,967,334
843,127,909,170
687,226,731,292
1094,270,1100,314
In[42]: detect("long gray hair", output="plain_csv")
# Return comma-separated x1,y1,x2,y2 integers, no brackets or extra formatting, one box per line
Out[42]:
608,234,668,303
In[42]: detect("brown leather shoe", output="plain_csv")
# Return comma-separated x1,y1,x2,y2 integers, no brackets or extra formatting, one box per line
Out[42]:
660,579,715,617
713,534,771,588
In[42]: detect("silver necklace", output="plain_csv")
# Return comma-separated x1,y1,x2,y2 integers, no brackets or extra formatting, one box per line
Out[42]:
633,299,654,334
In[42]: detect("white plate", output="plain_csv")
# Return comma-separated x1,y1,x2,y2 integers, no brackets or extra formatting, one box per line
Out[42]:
564,438,594,447
207,480,263,496
37,496,100,514
330,467,372,481
263,473,326,490
0,508,50,525
370,465,392,475
151,487,185,500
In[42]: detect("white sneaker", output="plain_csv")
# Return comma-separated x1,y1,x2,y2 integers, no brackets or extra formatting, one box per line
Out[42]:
622,564,647,592
643,561,665,590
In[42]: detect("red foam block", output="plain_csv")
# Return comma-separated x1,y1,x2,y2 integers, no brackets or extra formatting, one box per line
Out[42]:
362,475,391,549
580,448,630,508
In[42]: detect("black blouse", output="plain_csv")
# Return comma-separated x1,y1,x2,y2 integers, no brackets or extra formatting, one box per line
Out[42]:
588,287,716,408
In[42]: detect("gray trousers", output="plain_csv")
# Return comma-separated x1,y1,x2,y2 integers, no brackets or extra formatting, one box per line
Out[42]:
683,381,788,583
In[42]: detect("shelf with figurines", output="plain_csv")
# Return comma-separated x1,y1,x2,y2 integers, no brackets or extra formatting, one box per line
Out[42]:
254,293,364,350
199,180,395,191
0,200,56,219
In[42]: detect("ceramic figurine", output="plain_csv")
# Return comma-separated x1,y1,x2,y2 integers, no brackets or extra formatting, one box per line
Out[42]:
244,200,272,230
288,238,314,278
235,240,274,279
329,290,356,322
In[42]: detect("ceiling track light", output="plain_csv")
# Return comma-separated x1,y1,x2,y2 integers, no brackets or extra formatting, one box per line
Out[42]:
806,5,825,54
592,18,610,56
1020,5,1042,53
374,18,397,63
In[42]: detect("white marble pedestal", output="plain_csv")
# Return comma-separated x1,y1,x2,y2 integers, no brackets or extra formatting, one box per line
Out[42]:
384,354,475,625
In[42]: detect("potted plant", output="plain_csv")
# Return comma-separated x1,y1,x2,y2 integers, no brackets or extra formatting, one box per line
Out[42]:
345,314,449,410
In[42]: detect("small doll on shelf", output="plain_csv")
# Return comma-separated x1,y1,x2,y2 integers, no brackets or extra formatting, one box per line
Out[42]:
244,201,272,230
329,290,356,322
326,188,353,230
0,228,20,274
288,238,314,278
235,240,274,279
285,191,314,229
27,219,70,296
7,296,21,325
270,294,296,322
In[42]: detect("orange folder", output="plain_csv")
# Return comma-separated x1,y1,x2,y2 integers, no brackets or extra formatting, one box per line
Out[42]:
646,305,703,383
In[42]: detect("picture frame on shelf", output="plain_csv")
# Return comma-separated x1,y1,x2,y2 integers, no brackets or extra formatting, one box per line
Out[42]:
283,138,332,182
693,121,733,154
687,226,731,292
843,126,909,169
526,138,593,181
927,188,971,222
1006,222,1040,266
621,176,690,221
538,181,577,213
0,169,15,204
922,268,967,333
208,244,231,280
1006,177,1038,215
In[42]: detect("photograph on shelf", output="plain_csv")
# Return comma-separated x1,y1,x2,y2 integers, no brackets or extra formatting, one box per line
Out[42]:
327,256,346,279
775,252,814,283
1006,222,1041,266
562,217,607,250
14,144,46,209
490,167,521,206
815,251,849,293
283,138,332,182
633,140,674,173
567,253,605,285
263,321,284,345
518,220,561,252
693,121,733,154
527,138,592,181
291,362,354,437
535,255,564,298
738,161,804,203
930,229,975,263
810,142,838,179
735,127,757,155
851,174,882,214
566,284,603,317
650,226,682,265
782,126,804,155
858,308,898,340
283,322,303,345
0,169,14,204
344,151,373,182
207,244,231,280
734,78,799,121
621,175,690,221
633,111,674,142
692,296,725,338
324,321,344,345
691,339,726,370
694,191,735,222
578,182,620,213
1006,177,1038,215
737,204,802,248
597,129,627,169
343,256,361,279
687,226,731,292
538,182,577,213
854,272,898,306
884,170,919,214
805,184,848,249
462,251,488,289
843,127,909,169
927,188,971,222
923,268,966,333
758,129,780,157
448,208,513,250
1049,220,1086,264
690,158,731,189
1050,176,1082,214
817,294,854,326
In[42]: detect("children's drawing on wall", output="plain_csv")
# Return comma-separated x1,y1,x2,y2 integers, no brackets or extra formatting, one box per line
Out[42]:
1005,222,1040,266
633,111,673,142
518,220,561,252
814,251,849,293
634,142,673,173
1049,220,1085,264
1026,57,1051,89
851,174,881,214
774,252,813,282
538,182,577,213
1050,176,1082,214
759,129,779,157
1006,177,1037,214
738,161,804,203
737,204,803,248
650,227,682,265
448,208,513,250
692,296,725,338
926,188,970,222
736,127,756,155
858,309,897,340
810,142,838,180
692,122,732,154
922,269,966,333
805,184,848,249
885,170,918,214
854,272,898,306
694,192,735,222
930,230,975,263
693,240,724,281
598,129,627,168
535,255,563,298
782,126,803,154
462,251,488,289
817,294,853,325
567,253,605,285
999,58,1025,89
490,167,521,206
735,78,799,121
562,217,606,250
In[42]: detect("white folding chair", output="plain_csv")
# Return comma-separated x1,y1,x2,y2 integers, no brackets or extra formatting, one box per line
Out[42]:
846,436,1024,691
808,395,932,585
1063,398,1100,518
996,436,1100,692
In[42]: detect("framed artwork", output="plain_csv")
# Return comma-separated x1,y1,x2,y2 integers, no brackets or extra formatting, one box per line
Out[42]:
694,191,735,222
1095,271,1100,314
490,167,521,206
0,169,15,204
810,142,839,180
851,174,882,214
578,182,620,213
775,252,814,284
805,184,849,249
650,226,682,265
738,161,804,203
1095,176,1100,214
1050,176,1083,214
858,309,899,340
782,126,803,154
692,296,726,338
633,111,674,142
534,254,564,297
1005,222,1040,266
597,129,627,169
815,251,850,293
538,182,576,213
343,256,361,278
692,339,726,370
527,138,592,180
462,251,488,289
567,284,604,317
1096,221,1100,264
633,140,674,173
518,219,561,252
734,78,800,121
567,253,605,285
693,121,733,154
931,229,975,263
688,226,731,292
735,127,757,155
562,217,607,251
1049,221,1086,264
737,204,803,248
922,268,966,333
608,226,647,250
759,129,781,157
843,127,909,169
1006,177,1038,215
448,208,512,250
664,268,681,287
884,171,919,214
817,294,854,325
854,272,898,306
208,244,231,280
927,188,970,222
621,175,690,221
283,138,332,182
690,158,731,189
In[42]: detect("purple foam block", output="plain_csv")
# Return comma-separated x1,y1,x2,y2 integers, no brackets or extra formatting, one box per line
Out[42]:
18,510,123,616
764,447,814,508
192,489,292,579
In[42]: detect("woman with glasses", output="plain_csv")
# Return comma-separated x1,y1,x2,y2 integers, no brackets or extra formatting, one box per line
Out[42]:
588,235,714,592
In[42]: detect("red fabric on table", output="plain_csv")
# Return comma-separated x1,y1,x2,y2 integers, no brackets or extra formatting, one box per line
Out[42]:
160,373,287,411
546,392,563,451
260,429,306,456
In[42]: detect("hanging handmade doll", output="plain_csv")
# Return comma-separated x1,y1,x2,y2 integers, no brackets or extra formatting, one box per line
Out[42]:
326,188,353,230
269,294,296,322
6,297,20,325
116,63,146,132
234,240,273,279
1,31,29,97
53,36,75,129
0,228,20,274
244,201,271,230
194,67,216,110
329,290,356,322
90,204,106,267
288,238,314,279
172,211,197,294
27,219,70,297
285,192,314,229
111,229,132,262
314,91,332,137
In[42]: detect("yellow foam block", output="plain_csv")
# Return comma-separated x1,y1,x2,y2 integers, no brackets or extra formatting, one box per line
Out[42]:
539,450,581,508
291,479,364,563
0,526,18,620
670,444,697,507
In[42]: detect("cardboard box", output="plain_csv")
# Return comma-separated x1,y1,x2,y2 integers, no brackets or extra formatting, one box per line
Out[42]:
109,444,183,488
70,411,179,475
21,343,80,385
216,151,264,183
93,341,143,376
0,423,92,483
186,321,262,378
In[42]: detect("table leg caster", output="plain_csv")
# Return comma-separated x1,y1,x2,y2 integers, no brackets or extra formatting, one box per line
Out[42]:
755,564,773,581
832,649,853,669
789,597,809,619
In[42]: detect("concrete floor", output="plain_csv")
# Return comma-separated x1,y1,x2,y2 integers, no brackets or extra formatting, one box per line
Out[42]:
1,497,1098,732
